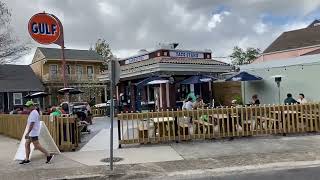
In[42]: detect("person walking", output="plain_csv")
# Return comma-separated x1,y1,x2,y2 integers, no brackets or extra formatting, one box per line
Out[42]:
19,100,54,164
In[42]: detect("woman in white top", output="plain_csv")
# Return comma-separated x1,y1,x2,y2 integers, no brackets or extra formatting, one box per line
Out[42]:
297,93,308,104
183,97,194,110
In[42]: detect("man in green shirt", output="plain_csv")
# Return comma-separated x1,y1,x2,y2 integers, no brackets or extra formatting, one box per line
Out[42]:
50,107,61,117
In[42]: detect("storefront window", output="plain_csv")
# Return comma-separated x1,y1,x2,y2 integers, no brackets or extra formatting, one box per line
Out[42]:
179,84,190,101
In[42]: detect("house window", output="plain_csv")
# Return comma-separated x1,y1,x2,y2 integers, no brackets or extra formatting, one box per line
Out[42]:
50,64,58,79
164,51,168,56
157,52,161,57
87,66,94,79
13,93,22,105
76,65,83,80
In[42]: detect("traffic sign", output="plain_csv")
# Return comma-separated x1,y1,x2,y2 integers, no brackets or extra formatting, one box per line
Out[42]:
28,13,61,45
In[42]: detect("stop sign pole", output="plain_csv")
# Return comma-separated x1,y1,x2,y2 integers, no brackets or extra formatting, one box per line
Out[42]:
109,58,120,171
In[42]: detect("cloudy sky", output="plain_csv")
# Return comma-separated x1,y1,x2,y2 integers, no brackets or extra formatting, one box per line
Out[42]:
4,0,320,64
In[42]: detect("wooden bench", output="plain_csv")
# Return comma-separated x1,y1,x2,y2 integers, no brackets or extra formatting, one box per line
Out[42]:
193,120,214,134
255,116,279,130
179,123,189,136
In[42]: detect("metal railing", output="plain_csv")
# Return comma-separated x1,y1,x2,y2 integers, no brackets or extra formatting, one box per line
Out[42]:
42,74,99,83
117,103,320,145
0,114,79,151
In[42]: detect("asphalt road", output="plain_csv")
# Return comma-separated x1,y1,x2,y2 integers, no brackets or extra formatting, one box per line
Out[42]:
180,166,320,180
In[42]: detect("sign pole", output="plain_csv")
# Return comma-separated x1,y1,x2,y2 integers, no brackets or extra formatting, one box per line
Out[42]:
61,43,67,88
109,60,114,170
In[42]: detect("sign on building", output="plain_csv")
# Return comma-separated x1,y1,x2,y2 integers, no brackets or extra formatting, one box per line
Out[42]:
125,54,149,64
169,50,204,59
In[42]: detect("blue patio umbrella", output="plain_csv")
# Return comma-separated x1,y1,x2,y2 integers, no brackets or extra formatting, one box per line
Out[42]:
225,71,262,82
180,75,217,84
180,75,217,101
225,71,262,104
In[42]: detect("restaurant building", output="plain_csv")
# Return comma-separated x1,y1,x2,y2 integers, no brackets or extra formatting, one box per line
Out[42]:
100,44,234,112
241,20,320,105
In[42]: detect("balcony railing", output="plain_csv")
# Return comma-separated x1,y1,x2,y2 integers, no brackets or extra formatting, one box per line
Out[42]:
43,74,99,83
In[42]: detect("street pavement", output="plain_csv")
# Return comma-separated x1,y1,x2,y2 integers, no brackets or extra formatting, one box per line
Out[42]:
169,165,320,180
2,117,320,179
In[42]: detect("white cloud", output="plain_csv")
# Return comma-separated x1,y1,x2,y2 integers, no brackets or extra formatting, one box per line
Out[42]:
3,0,320,64
207,11,230,31
253,22,268,34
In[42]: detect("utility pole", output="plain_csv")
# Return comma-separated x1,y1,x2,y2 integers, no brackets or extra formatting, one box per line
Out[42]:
107,58,120,171
109,60,115,170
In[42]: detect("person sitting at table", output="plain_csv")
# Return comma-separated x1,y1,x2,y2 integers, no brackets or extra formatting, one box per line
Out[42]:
183,97,194,110
250,94,260,105
193,96,204,109
231,99,237,107
50,107,61,117
284,93,298,105
297,93,308,104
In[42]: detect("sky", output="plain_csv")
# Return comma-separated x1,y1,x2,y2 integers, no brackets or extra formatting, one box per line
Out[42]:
4,0,320,64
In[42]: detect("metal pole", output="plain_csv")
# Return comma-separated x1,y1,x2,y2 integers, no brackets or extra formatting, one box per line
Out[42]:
278,83,281,104
243,81,246,105
61,44,67,88
109,60,114,170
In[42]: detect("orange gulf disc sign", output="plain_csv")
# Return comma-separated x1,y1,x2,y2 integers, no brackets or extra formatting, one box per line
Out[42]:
28,13,61,45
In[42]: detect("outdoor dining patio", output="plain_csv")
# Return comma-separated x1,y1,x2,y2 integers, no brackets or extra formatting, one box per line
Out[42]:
117,103,320,145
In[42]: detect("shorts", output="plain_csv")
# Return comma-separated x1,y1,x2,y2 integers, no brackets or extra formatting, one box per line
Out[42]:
26,136,39,141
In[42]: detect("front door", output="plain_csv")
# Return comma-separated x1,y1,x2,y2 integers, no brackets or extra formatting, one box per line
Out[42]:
3,93,8,113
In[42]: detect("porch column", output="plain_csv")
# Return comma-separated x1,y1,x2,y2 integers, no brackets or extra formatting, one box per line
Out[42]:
209,81,212,101
147,85,150,102
190,84,195,92
116,85,119,102
159,84,163,109
49,87,52,106
166,82,170,108
104,85,108,101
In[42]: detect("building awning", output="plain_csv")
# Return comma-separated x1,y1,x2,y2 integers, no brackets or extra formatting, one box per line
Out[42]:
180,75,217,84
135,76,168,87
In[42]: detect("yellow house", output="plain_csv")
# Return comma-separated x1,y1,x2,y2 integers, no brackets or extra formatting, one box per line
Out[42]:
30,47,106,106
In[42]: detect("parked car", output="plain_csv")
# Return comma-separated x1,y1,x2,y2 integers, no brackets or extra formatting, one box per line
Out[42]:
93,99,117,116
60,102,91,122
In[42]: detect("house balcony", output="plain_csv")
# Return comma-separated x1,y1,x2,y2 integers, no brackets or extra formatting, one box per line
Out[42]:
42,74,100,84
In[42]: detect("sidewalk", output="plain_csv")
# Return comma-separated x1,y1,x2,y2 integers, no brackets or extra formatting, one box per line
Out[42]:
2,116,320,179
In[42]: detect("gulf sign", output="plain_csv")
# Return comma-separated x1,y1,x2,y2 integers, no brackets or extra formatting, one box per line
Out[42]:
28,13,61,45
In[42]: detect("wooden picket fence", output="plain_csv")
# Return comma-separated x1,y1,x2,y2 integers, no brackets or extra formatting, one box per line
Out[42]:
0,114,79,151
117,103,320,145
92,107,106,117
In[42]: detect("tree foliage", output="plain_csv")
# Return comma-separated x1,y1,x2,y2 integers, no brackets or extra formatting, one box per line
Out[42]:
0,2,30,64
230,46,261,66
91,38,113,71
